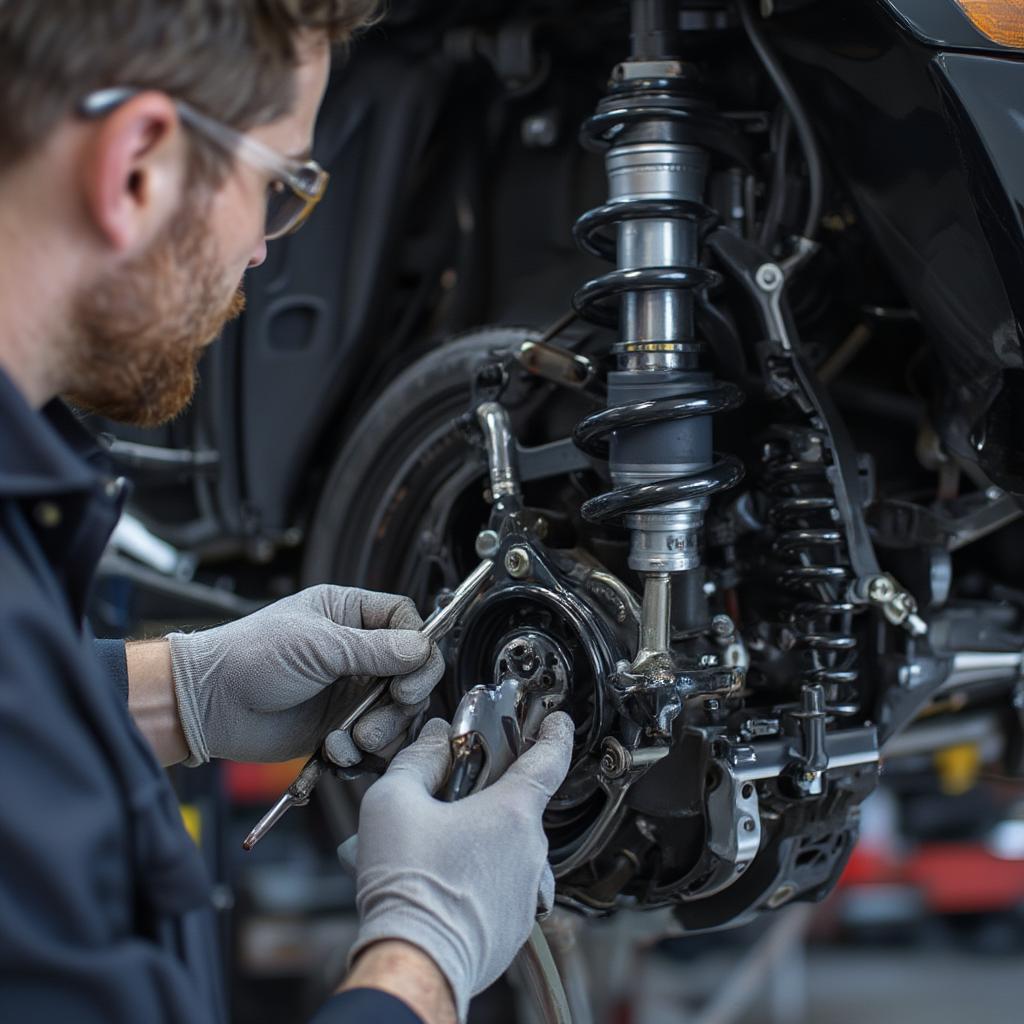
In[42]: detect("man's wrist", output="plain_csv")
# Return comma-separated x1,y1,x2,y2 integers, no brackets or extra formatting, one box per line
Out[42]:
126,638,189,767
340,940,457,1024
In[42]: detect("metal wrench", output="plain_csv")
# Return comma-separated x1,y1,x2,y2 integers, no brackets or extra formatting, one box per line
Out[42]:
242,558,494,850
443,681,573,1023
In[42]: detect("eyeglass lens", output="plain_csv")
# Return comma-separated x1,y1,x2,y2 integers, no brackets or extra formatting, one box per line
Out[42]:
265,180,310,239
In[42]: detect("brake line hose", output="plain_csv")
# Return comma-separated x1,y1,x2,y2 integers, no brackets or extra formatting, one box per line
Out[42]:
738,0,825,241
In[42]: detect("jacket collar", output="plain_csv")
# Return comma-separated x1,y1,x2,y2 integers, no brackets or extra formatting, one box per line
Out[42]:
0,366,104,499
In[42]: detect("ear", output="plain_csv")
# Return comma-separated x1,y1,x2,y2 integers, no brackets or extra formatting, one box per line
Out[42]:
80,91,187,254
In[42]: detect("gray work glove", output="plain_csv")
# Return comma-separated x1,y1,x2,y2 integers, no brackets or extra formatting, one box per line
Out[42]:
167,585,444,765
347,712,574,1023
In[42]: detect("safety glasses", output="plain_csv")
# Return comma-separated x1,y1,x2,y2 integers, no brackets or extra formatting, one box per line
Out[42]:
79,87,329,240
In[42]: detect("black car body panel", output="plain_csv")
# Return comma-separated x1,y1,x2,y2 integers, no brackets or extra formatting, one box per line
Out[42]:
878,0,1024,53
211,46,458,535
768,0,1024,490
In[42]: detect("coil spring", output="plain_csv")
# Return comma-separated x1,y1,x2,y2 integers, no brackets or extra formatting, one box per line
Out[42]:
572,197,721,328
573,386,744,524
764,442,859,714
569,80,746,524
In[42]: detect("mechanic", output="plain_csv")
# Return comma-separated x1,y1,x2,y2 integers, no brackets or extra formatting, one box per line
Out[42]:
0,3,574,1024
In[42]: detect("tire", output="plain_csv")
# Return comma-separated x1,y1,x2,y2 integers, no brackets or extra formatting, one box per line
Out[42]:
302,327,542,600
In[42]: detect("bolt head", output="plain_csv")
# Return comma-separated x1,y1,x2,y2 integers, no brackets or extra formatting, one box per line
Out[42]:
867,575,896,602
711,613,734,638
768,883,796,908
755,263,783,291
600,738,630,779
475,529,500,558
504,546,532,579
521,114,558,148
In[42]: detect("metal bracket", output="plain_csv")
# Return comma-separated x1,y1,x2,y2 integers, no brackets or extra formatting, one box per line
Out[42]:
702,748,763,896
849,572,928,637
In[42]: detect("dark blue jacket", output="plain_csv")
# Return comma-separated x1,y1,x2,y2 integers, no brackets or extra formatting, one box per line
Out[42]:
0,369,421,1024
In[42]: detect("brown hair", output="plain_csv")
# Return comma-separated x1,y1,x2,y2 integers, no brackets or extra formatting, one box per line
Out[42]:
0,0,380,180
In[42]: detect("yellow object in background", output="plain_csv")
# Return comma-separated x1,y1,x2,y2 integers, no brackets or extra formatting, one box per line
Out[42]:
933,743,982,796
180,803,202,846
955,1,1024,48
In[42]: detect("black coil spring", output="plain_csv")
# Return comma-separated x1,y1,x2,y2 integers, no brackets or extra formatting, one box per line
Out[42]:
764,442,859,714
571,102,725,326
573,386,744,524
572,197,721,328
569,83,746,524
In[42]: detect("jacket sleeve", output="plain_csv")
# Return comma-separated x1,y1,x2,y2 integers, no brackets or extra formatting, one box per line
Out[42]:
308,989,426,1024
0,606,218,1023
94,638,129,701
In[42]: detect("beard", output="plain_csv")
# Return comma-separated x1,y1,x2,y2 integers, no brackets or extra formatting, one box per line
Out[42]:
64,200,246,428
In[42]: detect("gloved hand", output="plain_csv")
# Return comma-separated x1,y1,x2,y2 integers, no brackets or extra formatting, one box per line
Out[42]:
347,712,574,1022
167,585,444,766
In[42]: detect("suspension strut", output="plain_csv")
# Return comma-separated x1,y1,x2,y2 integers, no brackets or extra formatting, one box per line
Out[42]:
571,0,745,644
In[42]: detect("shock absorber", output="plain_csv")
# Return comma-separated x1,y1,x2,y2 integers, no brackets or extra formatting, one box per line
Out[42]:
571,0,745,645
763,431,859,714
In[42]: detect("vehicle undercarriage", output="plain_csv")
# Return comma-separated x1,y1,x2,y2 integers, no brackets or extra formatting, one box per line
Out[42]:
99,0,1024,945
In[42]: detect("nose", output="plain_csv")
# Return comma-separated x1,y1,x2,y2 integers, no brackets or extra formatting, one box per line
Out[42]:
248,239,268,269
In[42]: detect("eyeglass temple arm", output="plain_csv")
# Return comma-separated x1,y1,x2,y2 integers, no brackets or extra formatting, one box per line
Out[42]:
79,86,322,198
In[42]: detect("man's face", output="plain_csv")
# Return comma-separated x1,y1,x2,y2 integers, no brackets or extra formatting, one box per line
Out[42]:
65,39,331,428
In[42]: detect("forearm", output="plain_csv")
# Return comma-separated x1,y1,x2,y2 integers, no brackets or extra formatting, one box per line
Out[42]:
126,639,188,767
340,941,456,1024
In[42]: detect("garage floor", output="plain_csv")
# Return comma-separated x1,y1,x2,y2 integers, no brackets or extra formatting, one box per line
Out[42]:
634,946,1024,1024
789,950,1023,1024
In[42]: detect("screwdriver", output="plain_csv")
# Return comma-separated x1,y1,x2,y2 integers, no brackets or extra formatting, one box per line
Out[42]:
242,558,494,851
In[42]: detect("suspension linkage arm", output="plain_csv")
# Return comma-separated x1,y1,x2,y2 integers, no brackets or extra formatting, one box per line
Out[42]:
705,229,927,636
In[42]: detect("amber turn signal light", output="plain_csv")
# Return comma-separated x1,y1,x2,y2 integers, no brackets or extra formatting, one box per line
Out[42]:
955,0,1024,48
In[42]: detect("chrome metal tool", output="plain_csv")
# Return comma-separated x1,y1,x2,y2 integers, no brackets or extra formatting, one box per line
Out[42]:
443,630,570,801
442,657,572,1023
242,558,494,850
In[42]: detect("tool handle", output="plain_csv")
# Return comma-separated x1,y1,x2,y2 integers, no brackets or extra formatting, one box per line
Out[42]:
333,678,391,735
245,559,495,850
289,754,327,801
